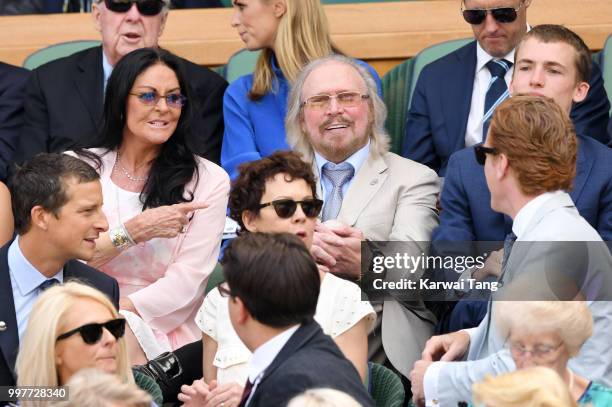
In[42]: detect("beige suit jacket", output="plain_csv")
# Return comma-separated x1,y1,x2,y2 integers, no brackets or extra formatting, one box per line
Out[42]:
314,151,440,376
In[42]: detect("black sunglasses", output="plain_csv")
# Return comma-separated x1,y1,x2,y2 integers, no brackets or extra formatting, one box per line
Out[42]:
104,0,165,16
461,3,522,25
474,145,499,166
258,198,323,219
57,318,126,345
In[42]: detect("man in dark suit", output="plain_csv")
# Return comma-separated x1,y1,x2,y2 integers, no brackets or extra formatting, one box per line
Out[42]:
0,62,29,182
179,233,374,407
402,0,610,176
0,153,119,386
15,0,227,168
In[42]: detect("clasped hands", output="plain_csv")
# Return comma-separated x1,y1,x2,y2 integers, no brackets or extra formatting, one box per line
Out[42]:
178,379,243,407
310,221,363,279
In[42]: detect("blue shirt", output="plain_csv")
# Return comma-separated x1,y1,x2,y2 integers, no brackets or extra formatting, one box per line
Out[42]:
314,140,370,203
220,56,382,180
102,50,113,93
8,237,63,340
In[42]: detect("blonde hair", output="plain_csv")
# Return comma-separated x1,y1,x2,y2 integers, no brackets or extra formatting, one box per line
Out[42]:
249,0,335,100
287,388,363,407
494,301,593,357
51,369,151,407
285,54,390,163
16,282,131,391
472,366,577,407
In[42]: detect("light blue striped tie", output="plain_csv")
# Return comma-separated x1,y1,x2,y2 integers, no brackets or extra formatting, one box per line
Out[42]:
483,59,512,140
321,162,354,221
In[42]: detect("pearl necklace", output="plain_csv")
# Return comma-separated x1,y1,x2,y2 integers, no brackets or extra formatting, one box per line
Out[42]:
114,152,148,183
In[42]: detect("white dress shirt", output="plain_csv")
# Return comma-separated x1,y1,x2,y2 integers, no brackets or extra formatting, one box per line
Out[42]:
244,324,300,406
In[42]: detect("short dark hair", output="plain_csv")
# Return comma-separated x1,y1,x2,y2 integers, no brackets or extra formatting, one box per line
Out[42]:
11,153,100,234
229,151,317,231
516,24,592,83
83,47,198,210
222,233,320,328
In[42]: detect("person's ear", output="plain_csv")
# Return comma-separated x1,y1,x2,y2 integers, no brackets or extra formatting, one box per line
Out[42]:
241,210,258,233
91,1,103,33
496,153,510,180
272,0,287,19
523,0,532,8
234,297,250,324
30,206,51,231
572,81,589,104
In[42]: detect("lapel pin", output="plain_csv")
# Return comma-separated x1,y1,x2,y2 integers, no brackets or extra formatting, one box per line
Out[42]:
0,321,6,331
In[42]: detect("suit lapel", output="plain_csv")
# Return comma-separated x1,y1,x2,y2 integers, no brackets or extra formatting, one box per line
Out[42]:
444,42,477,151
569,138,591,204
337,154,387,226
0,243,19,377
74,46,104,135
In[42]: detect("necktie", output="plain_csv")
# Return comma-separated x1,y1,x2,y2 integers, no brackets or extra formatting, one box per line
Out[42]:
238,379,254,407
38,278,60,291
483,59,513,139
499,232,517,284
321,162,354,221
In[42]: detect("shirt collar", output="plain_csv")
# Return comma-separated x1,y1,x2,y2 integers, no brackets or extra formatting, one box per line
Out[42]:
512,190,563,239
102,50,113,91
476,42,516,73
314,140,371,179
7,237,64,296
248,324,300,383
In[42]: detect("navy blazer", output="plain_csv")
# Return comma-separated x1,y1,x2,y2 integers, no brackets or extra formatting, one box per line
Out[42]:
0,241,119,386
15,46,227,167
0,63,29,182
403,41,611,175
247,320,374,407
432,135,612,243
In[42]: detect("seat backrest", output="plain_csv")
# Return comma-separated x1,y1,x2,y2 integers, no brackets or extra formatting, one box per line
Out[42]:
23,40,101,70
408,37,472,106
205,262,225,295
600,34,612,115
368,362,405,407
381,58,413,154
224,48,261,83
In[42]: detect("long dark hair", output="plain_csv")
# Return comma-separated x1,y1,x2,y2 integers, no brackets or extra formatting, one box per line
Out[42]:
80,47,198,209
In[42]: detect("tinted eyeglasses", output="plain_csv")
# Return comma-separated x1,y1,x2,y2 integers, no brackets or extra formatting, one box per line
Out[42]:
56,318,126,345
103,0,165,16
258,198,324,219
130,91,187,108
461,3,523,25
217,283,232,298
474,145,499,165
302,92,370,110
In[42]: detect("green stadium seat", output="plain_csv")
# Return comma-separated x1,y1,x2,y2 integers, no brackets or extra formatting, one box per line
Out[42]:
224,48,261,83
367,362,405,407
23,40,101,70
381,58,413,154
600,34,612,115
205,262,225,295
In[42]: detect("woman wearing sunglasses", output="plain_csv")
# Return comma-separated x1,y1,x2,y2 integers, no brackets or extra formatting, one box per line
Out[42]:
220,0,381,180
179,151,375,407
493,301,612,406
15,282,161,405
69,47,229,364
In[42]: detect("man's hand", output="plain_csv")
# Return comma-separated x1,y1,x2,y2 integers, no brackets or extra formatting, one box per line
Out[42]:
421,330,471,362
471,249,503,281
178,379,210,406
311,221,364,279
203,380,244,407
409,359,432,407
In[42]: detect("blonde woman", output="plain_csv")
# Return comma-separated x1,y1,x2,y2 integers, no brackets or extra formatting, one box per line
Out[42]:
494,301,612,406
15,282,161,405
472,366,577,407
288,388,363,407
220,0,382,179
0,181,12,246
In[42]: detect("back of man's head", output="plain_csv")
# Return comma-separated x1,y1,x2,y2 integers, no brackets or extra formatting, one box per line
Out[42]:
489,95,577,196
11,153,100,234
516,24,592,84
222,233,320,328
